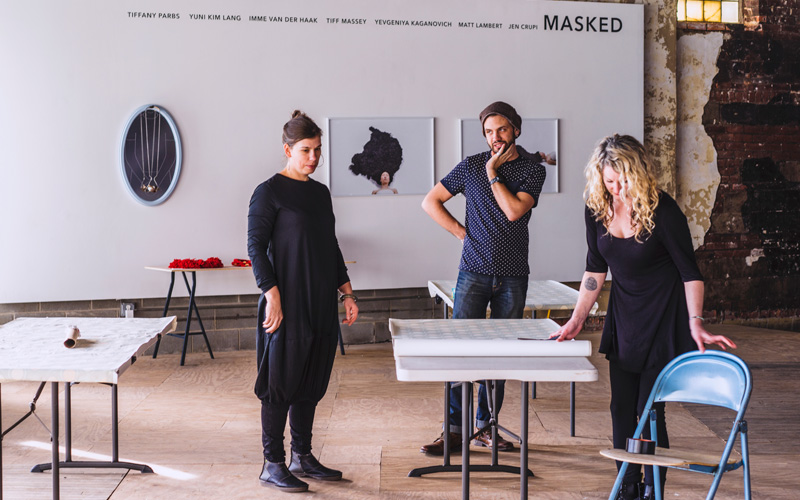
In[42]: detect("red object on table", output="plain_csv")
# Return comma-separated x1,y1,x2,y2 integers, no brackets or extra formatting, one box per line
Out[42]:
168,257,224,269
231,259,252,267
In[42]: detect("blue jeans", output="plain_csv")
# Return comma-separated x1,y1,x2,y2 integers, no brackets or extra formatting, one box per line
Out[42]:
447,270,528,433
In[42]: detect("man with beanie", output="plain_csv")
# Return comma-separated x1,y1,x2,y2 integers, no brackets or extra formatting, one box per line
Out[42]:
420,101,547,455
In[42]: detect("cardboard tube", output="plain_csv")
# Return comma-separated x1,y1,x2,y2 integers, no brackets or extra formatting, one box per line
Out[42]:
64,325,80,348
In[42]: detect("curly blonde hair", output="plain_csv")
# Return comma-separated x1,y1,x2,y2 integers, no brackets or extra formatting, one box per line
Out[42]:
584,134,660,242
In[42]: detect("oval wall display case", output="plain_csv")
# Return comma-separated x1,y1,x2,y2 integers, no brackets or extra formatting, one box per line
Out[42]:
119,104,182,206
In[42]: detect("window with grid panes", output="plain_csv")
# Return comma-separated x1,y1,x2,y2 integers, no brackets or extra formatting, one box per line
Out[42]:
677,0,739,22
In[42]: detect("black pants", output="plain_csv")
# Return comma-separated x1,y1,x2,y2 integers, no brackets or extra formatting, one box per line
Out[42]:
261,399,316,463
609,361,668,486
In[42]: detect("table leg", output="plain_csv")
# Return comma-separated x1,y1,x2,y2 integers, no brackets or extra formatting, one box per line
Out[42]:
337,323,346,356
32,384,153,474
1,383,3,500
489,381,498,466
51,382,59,500
65,383,72,462
570,382,576,437
180,272,195,366
489,380,520,445
408,381,528,480
521,382,529,500
187,274,213,359
443,382,451,466
483,380,522,452
112,385,119,462
462,381,470,500
155,271,216,365
175,271,214,366
152,272,175,359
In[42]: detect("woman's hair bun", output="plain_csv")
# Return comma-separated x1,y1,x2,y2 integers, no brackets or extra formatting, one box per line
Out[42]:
282,110,322,146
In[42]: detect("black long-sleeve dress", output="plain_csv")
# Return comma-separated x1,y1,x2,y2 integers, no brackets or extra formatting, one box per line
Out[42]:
586,192,702,373
247,174,349,404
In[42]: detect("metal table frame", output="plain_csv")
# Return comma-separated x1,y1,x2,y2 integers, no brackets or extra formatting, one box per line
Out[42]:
28,382,154,474
0,317,176,500
409,380,533,482
147,267,220,366
427,279,597,437
393,352,598,500
0,380,156,500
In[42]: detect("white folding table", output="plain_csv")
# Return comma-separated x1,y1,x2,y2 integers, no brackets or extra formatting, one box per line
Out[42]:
0,316,177,500
427,279,599,319
427,279,599,436
390,318,598,500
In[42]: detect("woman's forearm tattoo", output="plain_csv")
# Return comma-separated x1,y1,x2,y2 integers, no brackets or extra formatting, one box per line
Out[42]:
584,277,598,291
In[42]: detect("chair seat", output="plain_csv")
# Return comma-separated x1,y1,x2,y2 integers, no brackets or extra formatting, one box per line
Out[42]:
600,447,740,468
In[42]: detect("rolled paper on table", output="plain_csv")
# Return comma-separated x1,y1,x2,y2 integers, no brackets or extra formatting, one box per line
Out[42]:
626,437,655,455
64,325,81,348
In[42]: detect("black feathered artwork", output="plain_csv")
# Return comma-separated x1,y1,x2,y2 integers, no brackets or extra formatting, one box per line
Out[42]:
348,127,403,186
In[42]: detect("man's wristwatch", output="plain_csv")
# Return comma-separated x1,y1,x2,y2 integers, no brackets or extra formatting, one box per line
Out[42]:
339,293,358,303
489,175,504,185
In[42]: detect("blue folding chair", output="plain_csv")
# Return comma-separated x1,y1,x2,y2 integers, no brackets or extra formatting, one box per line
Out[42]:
601,350,752,500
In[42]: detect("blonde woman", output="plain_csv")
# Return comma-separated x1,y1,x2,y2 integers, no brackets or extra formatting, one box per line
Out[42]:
551,134,735,500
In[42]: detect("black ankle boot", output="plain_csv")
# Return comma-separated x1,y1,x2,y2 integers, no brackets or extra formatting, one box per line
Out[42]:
289,450,343,481
260,460,309,492
616,481,641,500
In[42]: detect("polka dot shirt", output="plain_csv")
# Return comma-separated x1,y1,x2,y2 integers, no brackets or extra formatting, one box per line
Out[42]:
441,151,546,276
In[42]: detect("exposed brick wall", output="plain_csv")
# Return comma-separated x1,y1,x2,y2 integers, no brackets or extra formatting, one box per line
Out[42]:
693,2,800,325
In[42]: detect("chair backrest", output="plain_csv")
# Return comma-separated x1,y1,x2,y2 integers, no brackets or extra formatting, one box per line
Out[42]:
651,351,752,413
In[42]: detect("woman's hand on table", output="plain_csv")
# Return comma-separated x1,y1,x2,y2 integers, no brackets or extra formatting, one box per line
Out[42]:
341,298,358,326
550,318,583,342
263,288,283,333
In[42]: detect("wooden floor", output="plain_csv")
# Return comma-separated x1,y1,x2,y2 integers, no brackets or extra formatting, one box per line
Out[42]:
1,324,798,499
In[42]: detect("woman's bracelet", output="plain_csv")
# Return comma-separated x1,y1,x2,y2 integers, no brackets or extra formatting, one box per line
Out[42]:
339,293,358,303
690,316,705,322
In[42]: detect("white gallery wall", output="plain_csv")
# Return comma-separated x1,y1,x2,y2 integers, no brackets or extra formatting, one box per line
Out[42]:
0,0,643,303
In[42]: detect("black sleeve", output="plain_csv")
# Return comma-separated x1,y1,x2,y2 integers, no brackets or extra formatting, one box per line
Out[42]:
519,162,546,208
335,240,350,288
655,194,704,282
328,191,350,288
585,205,608,273
247,182,279,293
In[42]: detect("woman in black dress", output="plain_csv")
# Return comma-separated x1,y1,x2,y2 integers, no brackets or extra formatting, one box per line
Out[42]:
247,111,358,493
551,134,735,500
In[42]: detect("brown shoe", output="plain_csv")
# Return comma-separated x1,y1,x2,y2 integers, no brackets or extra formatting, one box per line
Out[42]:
420,432,462,455
473,430,514,451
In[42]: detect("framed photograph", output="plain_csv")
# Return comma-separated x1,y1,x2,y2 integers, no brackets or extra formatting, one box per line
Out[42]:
327,117,434,197
460,118,559,193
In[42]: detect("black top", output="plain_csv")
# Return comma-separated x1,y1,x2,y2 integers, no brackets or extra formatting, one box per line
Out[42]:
247,174,349,403
586,192,702,373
